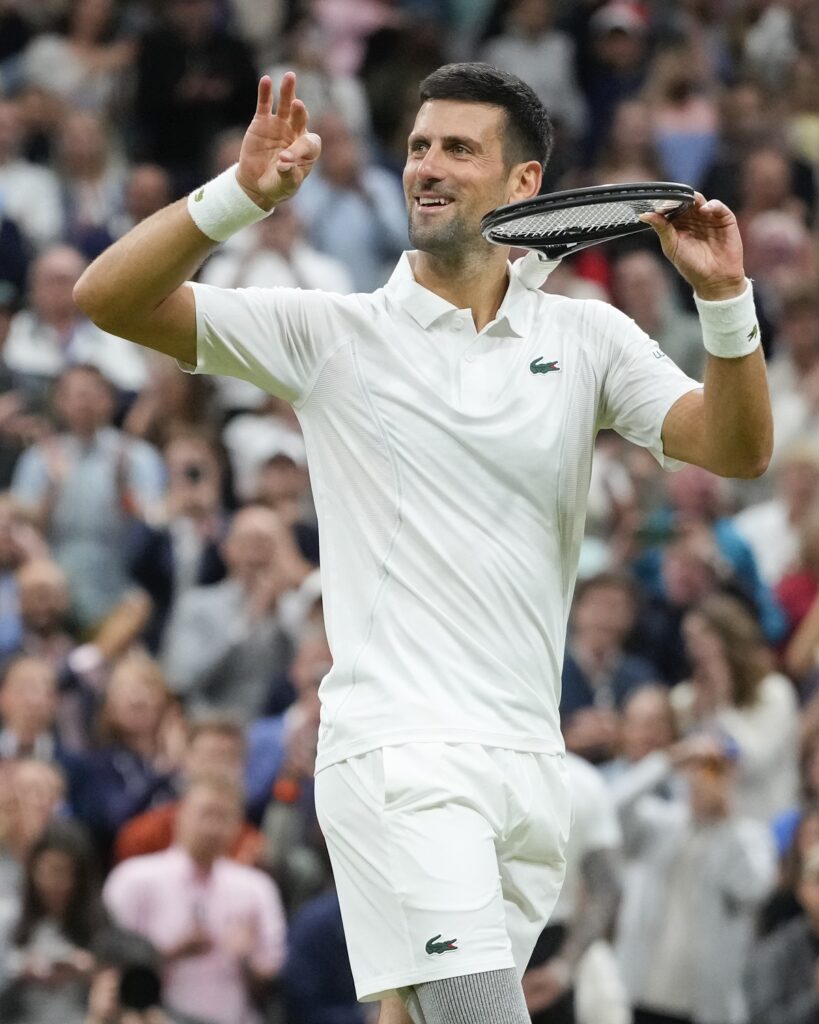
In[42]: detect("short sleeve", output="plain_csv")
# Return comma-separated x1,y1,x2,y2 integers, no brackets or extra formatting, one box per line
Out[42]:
594,302,702,470
183,281,346,405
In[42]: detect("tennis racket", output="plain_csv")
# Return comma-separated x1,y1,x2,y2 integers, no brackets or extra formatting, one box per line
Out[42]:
481,181,696,260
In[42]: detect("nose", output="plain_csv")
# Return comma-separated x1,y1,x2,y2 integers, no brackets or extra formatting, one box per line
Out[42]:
415,143,445,183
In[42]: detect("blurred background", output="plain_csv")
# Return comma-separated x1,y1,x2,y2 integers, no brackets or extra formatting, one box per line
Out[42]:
0,1,817,1022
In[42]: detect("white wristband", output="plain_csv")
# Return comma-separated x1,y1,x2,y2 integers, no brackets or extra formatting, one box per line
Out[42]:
694,279,760,359
187,164,273,242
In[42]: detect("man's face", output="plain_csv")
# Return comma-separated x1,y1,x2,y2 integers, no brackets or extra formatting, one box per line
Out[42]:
403,100,525,259
177,785,240,862
0,660,57,738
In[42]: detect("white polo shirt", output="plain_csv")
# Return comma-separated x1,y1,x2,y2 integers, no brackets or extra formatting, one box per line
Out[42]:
186,251,701,771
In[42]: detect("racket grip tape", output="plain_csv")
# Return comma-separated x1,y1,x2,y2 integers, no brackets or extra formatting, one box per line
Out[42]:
187,164,274,242
694,280,761,359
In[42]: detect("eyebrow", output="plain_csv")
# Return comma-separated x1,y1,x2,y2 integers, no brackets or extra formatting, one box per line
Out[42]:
408,133,485,152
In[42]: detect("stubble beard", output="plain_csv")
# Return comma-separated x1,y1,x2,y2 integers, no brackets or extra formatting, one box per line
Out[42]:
408,207,483,266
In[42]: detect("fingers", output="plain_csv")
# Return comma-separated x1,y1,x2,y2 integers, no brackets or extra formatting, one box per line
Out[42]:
277,71,296,121
290,98,308,137
256,76,273,116
277,131,322,174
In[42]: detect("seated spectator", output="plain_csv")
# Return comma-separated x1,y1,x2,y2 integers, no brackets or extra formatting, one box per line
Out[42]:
0,820,107,1024
76,652,181,857
114,716,263,867
781,507,819,685
2,247,148,401
128,431,228,651
133,0,258,192
293,111,408,291
613,734,776,1024
86,927,210,1024
162,505,297,717
744,210,818,332
12,364,164,630
761,802,819,939
701,79,816,219
674,594,799,823
786,54,819,167
11,557,150,751
56,109,126,260
0,494,47,658
523,752,623,1023
0,99,63,248
733,439,819,592
643,46,718,188
282,874,366,1024
113,163,173,237
199,200,354,295
20,0,136,115
602,685,678,790
764,285,819,465
266,14,373,140
561,573,658,763
0,655,83,801
0,758,67,903
735,145,812,236
104,775,286,1024
588,97,663,187
481,0,586,142
581,3,652,166
246,620,329,820
610,249,705,381
123,356,221,451
635,464,786,646
747,845,819,1024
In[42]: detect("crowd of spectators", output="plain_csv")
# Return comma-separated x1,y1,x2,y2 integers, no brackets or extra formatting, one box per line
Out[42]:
0,0,818,1022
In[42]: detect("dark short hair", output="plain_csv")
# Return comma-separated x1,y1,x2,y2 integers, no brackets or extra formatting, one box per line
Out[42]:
418,63,552,169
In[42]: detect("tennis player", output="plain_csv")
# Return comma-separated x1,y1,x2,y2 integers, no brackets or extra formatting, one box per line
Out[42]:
74,64,772,1024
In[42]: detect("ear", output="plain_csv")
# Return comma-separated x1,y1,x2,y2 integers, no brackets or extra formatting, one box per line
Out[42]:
506,160,542,204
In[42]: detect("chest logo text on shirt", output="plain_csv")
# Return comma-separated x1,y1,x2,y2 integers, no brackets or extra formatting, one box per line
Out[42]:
529,357,560,375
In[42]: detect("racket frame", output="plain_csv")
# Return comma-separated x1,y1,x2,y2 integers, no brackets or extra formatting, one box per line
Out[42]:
480,181,696,259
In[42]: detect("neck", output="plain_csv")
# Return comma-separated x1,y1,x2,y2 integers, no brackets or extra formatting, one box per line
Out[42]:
410,247,510,332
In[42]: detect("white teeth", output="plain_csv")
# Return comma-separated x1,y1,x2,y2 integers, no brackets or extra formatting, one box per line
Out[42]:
418,197,451,206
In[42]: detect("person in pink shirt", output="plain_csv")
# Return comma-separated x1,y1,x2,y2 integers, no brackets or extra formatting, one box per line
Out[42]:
102,774,286,1024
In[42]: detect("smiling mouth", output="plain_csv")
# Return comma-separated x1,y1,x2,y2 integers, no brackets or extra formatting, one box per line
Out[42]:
414,196,454,209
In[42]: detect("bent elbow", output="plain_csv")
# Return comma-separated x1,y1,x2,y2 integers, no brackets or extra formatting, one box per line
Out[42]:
73,273,123,336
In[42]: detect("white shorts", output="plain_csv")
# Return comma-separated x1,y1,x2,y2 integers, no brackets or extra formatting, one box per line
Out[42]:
314,742,571,1002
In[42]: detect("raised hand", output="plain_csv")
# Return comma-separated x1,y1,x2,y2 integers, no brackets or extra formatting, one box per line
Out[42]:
236,73,321,210
640,192,746,301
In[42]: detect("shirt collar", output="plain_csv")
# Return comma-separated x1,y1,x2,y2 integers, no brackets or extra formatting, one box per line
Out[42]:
384,250,560,338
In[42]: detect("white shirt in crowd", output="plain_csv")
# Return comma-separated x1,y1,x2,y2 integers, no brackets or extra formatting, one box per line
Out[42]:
184,250,701,772
671,671,800,823
3,310,148,393
0,159,64,247
732,497,800,587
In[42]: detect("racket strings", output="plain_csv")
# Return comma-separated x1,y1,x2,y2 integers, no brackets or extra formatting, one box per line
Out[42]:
489,197,681,240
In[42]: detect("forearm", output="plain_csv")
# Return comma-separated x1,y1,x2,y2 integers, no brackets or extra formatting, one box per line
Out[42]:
700,345,772,477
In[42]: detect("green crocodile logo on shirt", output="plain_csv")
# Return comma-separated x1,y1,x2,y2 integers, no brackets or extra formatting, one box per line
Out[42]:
425,935,458,955
193,188,205,202
530,357,560,375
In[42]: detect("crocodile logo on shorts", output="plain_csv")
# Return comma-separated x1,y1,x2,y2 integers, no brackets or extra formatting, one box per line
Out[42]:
747,324,759,342
530,357,560,375
425,934,458,955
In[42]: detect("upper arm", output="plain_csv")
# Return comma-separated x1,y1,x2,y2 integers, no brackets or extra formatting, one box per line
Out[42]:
661,388,708,467
122,284,198,367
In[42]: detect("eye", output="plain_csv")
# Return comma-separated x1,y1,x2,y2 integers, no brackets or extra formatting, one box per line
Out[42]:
410,140,428,155
451,144,470,156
